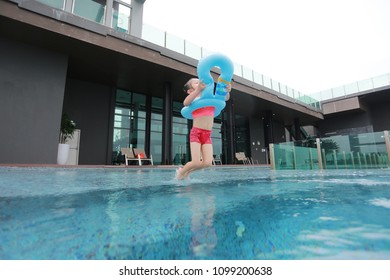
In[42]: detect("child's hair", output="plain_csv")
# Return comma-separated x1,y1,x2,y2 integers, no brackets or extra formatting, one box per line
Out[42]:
183,78,196,93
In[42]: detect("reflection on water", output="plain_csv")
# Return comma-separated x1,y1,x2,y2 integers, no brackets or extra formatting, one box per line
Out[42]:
177,186,217,258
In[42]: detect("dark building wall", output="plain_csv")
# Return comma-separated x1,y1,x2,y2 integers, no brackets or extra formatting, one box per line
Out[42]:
272,120,287,144
318,110,373,136
0,37,68,164
249,117,267,164
370,102,390,132
63,79,113,165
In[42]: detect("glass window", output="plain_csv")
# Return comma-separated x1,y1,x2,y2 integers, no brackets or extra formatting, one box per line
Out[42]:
172,134,188,165
113,128,131,151
151,113,162,121
132,131,145,149
132,92,146,108
137,111,146,118
114,108,130,128
113,90,147,152
172,110,190,165
116,89,131,104
135,117,146,130
150,131,162,164
212,122,222,156
172,100,184,113
112,2,131,33
73,0,106,24
151,119,162,132
113,106,130,150
151,97,163,165
37,0,64,9
172,123,188,134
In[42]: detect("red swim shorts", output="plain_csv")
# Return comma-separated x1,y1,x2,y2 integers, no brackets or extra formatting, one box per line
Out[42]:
190,127,212,144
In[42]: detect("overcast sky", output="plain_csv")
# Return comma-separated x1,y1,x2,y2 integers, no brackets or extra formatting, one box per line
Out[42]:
143,0,390,94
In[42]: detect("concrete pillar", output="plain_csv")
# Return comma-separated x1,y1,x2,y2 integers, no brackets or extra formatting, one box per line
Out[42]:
162,82,172,165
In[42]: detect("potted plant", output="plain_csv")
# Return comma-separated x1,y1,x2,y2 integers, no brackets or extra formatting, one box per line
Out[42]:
57,113,76,164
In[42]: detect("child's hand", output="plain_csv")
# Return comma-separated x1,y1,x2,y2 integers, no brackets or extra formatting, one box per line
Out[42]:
226,83,232,93
197,81,206,92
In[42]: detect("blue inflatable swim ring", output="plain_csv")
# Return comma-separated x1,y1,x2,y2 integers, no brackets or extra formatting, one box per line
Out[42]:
181,53,234,119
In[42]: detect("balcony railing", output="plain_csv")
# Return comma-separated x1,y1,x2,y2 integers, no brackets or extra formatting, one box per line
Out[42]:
270,131,390,170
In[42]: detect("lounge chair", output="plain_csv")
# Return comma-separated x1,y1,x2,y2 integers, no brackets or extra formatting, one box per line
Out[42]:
239,152,259,164
213,154,222,165
133,148,154,166
235,152,251,164
121,148,141,166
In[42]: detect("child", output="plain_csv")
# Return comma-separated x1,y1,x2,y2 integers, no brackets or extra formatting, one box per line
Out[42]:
176,78,231,180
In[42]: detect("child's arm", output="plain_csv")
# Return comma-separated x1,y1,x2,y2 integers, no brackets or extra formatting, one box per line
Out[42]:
183,82,206,106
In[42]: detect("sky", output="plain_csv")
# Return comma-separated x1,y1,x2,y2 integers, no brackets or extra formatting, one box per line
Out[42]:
142,0,390,94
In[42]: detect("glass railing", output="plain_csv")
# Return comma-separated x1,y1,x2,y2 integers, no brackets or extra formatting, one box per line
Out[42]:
272,141,319,170
270,131,390,170
309,73,390,106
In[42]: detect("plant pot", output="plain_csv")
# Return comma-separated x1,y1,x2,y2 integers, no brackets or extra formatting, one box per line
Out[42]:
57,143,70,165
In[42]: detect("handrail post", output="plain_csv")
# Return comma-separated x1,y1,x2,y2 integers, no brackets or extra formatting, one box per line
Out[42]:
316,138,323,170
269,143,275,170
384,131,390,165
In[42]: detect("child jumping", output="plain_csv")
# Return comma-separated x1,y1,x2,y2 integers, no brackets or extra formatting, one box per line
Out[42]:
176,78,231,180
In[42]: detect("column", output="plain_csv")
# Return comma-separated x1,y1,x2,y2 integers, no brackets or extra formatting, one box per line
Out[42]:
225,99,235,164
162,82,172,165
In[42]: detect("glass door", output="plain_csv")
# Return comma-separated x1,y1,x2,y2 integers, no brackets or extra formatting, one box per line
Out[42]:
172,116,189,165
113,106,132,152
212,121,223,161
113,90,147,153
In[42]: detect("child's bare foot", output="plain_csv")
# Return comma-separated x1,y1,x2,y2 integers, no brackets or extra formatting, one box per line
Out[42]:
176,167,190,180
176,167,185,180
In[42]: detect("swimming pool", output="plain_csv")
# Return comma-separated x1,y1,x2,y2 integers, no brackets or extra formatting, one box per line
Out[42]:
1,166,390,260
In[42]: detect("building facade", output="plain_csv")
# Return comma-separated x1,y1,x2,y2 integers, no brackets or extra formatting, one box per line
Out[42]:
1,0,389,166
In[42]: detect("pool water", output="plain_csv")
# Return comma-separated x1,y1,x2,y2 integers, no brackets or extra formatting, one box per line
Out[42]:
1,166,390,260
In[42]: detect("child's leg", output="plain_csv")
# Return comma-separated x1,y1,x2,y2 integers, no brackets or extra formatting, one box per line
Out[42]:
176,142,203,179
177,143,214,179
200,144,213,167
